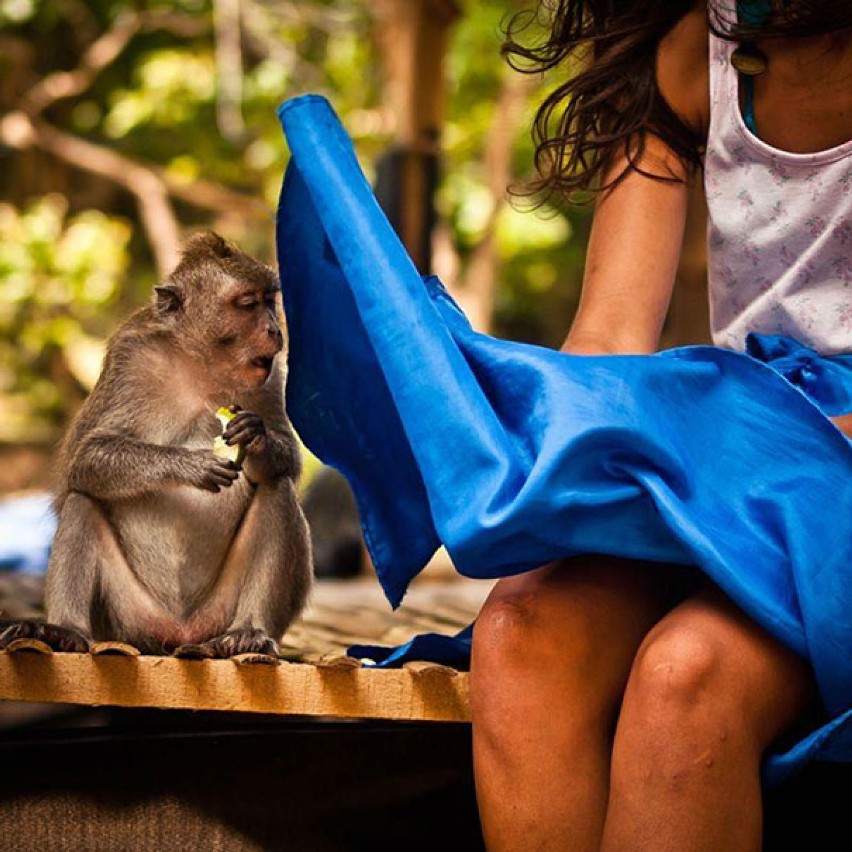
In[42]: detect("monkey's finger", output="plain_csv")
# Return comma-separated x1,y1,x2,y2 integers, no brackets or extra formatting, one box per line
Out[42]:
173,643,216,660
224,426,262,446
211,460,241,479
208,473,237,489
223,416,262,441
224,412,259,427
222,420,266,441
206,454,239,471
211,468,241,486
0,622,28,649
224,410,259,427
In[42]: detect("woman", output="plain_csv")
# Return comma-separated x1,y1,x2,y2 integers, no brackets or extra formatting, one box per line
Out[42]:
470,2,851,848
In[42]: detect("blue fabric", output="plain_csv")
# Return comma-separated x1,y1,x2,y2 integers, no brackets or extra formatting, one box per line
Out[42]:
349,624,474,671
275,94,852,784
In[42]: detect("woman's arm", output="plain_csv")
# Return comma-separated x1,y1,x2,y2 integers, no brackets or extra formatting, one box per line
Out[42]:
561,139,690,355
561,4,708,356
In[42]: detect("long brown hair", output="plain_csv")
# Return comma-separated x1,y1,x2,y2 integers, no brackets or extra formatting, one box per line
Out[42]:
504,1,852,202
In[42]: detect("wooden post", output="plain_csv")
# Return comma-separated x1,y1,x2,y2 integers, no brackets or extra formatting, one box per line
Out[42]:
373,0,461,272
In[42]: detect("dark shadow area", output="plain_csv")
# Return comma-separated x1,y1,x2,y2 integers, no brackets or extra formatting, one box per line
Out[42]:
0,710,484,851
763,762,849,851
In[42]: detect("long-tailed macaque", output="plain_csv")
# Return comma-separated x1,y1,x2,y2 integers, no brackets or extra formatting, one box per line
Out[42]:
0,233,311,656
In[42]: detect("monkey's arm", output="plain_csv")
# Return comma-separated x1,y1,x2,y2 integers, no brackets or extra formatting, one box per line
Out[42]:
69,432,240,500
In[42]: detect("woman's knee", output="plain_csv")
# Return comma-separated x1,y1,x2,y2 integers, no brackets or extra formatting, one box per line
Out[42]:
471,560,607,675
610,622,750,791
472,578,557,662
472,555,671,670
472,581,571,709
619,598,812,754
470,570,618,753
470,557,667,730
625,622,727,721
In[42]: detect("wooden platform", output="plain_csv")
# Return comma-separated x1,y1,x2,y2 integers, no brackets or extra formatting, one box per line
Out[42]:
0,574,493,722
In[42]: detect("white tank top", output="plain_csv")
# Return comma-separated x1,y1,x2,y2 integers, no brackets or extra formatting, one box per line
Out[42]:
704,30,852,355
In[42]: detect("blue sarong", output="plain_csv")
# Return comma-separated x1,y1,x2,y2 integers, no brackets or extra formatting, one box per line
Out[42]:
275,94,852,784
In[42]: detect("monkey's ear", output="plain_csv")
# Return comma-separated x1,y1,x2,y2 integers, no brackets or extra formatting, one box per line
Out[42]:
154,284,184,315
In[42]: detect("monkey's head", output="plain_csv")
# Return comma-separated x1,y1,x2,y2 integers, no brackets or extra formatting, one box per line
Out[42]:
154,232,285,392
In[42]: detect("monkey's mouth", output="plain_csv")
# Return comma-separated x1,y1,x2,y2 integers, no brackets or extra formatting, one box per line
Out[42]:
250,355,275,374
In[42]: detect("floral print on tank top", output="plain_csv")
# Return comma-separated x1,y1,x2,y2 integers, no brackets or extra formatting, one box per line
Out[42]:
704,30,852,355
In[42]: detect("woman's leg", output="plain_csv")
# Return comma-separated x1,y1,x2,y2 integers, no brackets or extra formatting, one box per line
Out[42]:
470,555,682,852
601,584,816,852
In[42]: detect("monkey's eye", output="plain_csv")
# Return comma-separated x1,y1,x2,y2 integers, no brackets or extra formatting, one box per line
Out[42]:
235,296,259,310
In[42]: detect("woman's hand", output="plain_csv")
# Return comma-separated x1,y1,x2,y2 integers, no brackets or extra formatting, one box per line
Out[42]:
830,413,852,439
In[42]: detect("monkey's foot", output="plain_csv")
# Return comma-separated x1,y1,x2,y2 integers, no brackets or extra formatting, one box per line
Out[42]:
200,628,280,659
0,620,90,653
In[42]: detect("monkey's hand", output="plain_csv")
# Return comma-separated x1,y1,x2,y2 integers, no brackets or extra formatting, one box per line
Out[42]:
223,409,266,454
188,451,241,493
224,409,297,485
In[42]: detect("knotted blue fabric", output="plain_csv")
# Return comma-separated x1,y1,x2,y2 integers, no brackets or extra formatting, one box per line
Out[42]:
275,94,852,784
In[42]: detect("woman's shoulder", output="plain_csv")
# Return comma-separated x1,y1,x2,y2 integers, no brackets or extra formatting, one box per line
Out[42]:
656,5,710,140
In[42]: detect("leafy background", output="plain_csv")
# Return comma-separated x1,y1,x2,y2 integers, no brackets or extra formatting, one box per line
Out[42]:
0,0,705,490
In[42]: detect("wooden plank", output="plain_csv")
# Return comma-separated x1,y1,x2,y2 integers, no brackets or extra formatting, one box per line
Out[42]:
0,651,471,723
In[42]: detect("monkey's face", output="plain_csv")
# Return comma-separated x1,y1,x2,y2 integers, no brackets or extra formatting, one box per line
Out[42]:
156,234,287,393
210,281,286,391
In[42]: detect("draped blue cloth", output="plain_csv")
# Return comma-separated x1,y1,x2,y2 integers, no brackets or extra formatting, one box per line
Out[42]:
275,94,852,784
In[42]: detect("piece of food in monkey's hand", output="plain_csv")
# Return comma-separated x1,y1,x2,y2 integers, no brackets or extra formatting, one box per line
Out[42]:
213,406,247,466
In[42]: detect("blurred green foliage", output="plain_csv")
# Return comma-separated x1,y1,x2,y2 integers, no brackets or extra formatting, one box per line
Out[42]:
442,2,591,343
0,0,588,444
0,196,130,440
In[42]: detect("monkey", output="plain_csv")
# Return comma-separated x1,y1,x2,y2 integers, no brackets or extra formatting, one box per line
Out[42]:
0,232,312,657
